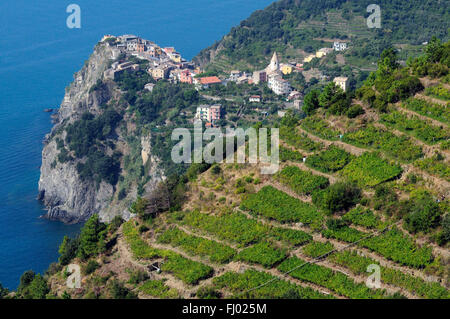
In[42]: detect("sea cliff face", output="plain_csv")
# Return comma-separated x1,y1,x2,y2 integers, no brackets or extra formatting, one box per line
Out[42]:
38,42,164,224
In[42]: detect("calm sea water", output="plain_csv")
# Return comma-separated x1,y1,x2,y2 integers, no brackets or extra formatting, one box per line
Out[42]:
0,0,274,289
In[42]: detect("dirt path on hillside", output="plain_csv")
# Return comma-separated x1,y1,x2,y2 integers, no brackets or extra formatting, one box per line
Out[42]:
396,104,449,129
415,93,449,106
373,122,448,160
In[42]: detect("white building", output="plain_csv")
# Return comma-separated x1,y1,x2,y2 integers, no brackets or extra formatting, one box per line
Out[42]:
268,75,291,95
230,70,241,82
196,105,210,121
249,95,261,103
195,104,222,123
333,77,349,92
333,41,348,52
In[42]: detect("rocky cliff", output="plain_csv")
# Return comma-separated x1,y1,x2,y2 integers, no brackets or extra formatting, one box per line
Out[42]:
38,42,164,224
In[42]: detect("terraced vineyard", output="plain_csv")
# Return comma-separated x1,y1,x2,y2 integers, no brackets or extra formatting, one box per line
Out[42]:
240,185,323,225
401,98,450,125
342,125,424,162
109,73,447,298
275,166,329,195
380,111,449,145
341,152,403,187
50,43,449,300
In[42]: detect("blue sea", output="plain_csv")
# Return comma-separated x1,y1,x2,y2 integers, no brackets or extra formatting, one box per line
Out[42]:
0,0,274,290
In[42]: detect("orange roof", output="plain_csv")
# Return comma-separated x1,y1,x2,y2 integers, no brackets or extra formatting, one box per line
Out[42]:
199,76,222,85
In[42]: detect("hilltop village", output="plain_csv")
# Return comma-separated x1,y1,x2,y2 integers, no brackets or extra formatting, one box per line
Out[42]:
101,34,349,127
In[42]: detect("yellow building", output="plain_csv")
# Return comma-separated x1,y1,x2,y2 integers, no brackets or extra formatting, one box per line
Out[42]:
281,64,293,75
170,53,182,63
333,77,349,92
303,54,315,63
151,66,170,80
315,51,326,58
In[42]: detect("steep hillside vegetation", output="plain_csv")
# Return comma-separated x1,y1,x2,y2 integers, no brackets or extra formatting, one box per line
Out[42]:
8,40,448,300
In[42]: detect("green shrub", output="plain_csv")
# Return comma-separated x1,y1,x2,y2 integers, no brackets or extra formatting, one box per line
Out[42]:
302,241,334,258
402,98,449,124
269,227,312,246
312,182,361,214
330,250,449,299
181,211,270,246
280,126,323,152
211,165,222,175
127,269,149,285
109,280,137,299
341,152,403,187
139,279,179,298
342,206,383,229
436,214,450,246
306,145,354,173
108,215,124,233
276,166,329,195
241,185,323,226
196,286,221,299
380,111,449,145
403,193,442,233
84,260,100,275
343,125,423,162
346,105,365,118
301,116,341,140
161,255,213,285
157,227,236,263
278,257,385,298
213,269,331,299
235,242,287,268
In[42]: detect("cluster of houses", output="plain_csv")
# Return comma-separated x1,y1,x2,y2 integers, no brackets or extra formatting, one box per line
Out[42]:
303,41,348,63
101,35,349,126
224,52,295,96
102,34,197,82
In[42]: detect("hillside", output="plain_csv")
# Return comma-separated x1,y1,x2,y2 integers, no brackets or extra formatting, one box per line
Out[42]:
195,0,449,87
10,40,449,300
36,37,280,224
